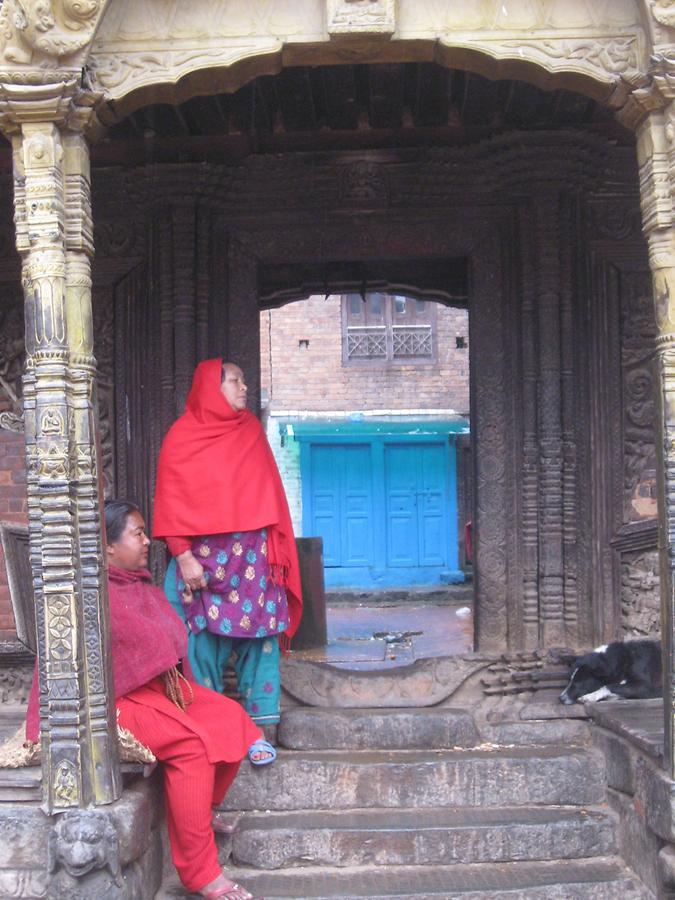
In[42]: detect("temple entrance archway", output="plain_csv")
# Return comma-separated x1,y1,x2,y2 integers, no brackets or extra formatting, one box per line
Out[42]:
91,58,652,655
4,0,675,814
76,1,655,659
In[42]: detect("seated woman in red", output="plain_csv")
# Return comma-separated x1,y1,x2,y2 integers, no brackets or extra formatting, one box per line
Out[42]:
26,499,261,900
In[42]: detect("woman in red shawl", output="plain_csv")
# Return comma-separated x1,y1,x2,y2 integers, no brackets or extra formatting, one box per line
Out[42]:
27,500,260,900
153,360,302,765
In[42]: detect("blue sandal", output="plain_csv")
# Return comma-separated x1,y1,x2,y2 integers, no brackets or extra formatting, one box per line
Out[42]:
247,738,276,766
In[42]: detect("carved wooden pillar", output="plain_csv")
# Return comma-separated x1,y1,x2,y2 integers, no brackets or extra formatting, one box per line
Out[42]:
172,203,198,413
559,197,580,643
518,203,540,648
196,209,212,360
2,86,119,812
227,238,261,411
534,192,566,646
471,224,512,651
636,103,675,777
154,204,177,428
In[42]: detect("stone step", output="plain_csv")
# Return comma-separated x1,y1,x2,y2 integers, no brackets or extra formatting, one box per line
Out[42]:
0,767,41,802
278,707,481,750
0,802,47,874
221,746,606,811
0,705,27,743
481,718,590,747
228,804,616,870
156,857,651,899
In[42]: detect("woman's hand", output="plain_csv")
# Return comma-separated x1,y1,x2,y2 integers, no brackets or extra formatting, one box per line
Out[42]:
176,551,207,591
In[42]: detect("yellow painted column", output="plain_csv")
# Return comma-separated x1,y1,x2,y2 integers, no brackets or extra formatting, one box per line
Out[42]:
2,83,119,812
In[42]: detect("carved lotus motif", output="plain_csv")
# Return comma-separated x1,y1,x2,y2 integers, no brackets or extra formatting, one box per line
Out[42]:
0,0,101,66
652,0,675,29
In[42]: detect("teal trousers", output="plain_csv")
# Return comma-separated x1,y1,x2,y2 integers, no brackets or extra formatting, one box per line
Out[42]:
164,558,281,725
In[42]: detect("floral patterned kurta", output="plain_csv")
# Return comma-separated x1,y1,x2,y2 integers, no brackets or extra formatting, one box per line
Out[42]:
176,528,289,639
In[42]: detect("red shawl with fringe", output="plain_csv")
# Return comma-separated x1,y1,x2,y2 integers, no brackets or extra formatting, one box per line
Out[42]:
152,358,302,637
26,565,190,743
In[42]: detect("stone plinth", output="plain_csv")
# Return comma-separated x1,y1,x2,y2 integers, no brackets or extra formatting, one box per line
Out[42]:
0,772,164,899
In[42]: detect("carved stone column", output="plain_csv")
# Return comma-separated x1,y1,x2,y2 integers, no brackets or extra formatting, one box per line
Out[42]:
636,101,675,779
0,81,119,811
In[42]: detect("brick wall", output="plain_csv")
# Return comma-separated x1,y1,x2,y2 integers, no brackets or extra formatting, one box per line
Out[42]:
260,295,470,413
260,294,470,536
263,409,303,534
0,428,27,639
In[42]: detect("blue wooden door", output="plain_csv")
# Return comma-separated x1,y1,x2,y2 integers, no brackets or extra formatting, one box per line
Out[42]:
302,436,462,587
385,442,449,568
308,443,373,568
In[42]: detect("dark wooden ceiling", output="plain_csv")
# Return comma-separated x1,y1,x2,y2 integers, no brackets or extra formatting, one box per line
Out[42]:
0,62,630,168
93,62,629,166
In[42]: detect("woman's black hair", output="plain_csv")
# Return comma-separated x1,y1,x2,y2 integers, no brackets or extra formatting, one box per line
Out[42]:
221,360,239,383
104,499,141,544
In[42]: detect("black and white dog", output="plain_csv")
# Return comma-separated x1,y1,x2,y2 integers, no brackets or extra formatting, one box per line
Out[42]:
559,639,661,705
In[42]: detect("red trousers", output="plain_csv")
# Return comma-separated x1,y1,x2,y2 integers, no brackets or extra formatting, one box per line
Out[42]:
117,680,259,892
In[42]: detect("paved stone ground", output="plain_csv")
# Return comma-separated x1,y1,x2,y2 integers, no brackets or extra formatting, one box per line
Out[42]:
293,589,474,670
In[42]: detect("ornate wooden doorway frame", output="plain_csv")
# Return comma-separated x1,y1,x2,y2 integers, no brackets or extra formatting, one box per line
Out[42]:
219,207,517,653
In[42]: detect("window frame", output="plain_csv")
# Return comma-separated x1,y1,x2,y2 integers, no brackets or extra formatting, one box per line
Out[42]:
341,292,438,367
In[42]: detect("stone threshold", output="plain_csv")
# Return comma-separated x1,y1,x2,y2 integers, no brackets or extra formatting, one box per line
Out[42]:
585,698,664,762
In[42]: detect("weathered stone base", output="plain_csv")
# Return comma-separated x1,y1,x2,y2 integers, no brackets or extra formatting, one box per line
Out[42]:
0,772,165,899
588,700,675,898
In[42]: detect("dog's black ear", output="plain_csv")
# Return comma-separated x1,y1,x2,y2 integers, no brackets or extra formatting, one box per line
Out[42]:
558,653,577,667
550,649,577,667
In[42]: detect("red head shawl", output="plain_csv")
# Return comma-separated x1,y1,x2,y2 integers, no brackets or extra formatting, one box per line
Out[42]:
152,358,302,636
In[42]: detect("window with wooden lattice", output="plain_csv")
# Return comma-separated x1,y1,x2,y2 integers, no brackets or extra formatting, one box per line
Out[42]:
342,293,437,365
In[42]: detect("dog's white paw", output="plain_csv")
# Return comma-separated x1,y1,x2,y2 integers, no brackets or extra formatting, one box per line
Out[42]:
579,685,618,703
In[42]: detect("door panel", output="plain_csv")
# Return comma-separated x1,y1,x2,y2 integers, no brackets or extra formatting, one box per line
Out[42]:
310,446,342,566
307,439,454,584
385,442,449,568
309,444,373,568
342,445,372,566
418,444,447,565
385,445,418,566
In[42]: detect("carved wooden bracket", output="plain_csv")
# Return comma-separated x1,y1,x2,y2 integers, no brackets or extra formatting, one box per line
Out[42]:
0,0,109,69
0,80,101,141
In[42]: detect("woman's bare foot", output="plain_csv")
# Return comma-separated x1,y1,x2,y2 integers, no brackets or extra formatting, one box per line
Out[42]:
261,723,277,744
211,810,237,834
198,871,253,899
